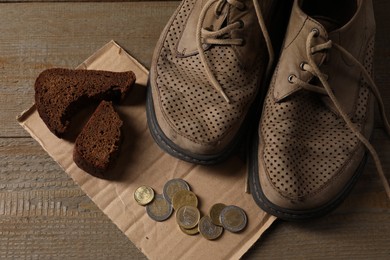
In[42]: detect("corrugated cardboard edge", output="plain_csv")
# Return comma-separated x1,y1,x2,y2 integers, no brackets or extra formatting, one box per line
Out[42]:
17,40,277,260
16,39,149,161
17,104,56,159
77,40,149,77
233,214,276,259
16,40,153,256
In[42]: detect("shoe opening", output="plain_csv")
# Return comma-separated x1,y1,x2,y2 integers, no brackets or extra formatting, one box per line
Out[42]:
301,0,358,31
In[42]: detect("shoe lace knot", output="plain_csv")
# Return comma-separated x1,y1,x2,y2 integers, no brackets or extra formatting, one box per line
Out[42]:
291,28,390,200
196,0,274,103
202,0,246,47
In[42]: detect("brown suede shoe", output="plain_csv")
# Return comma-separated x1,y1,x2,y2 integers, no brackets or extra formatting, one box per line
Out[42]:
146,0,290,164
250,0,390,220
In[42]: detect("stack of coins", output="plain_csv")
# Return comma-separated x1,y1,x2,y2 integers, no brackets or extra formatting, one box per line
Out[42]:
134,178,248,240
172,188,200,235
197,203,248,240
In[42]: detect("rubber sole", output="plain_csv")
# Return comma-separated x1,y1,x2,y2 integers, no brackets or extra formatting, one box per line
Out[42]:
248,132,368,221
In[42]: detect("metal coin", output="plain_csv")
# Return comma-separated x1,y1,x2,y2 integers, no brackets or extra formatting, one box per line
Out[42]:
220,205,247,233
209,203,226,226
172,190,198,211
179,225,199,236
134,185,155,206
176,205,200,229
163,178,190,203
146,194,173,222
198,216,223,240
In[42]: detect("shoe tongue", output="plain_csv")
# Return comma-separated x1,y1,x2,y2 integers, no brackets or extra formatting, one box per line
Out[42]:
176,1,229,57
311,15,341,32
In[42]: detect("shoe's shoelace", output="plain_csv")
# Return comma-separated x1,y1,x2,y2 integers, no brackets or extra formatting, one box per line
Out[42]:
196,0,274,103
289,29,390,199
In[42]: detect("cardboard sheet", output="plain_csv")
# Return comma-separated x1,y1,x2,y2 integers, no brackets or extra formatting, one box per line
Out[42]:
17,41,276,260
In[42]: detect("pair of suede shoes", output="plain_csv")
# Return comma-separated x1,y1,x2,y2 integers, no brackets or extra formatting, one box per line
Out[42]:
146,0,390,220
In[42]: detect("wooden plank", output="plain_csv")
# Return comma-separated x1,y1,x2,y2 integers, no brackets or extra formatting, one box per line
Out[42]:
0,132,388,258
245,128,390,259
0,0,174,2
0,2,178,137
0,217,141,259
0,137,146,259
1,1,389,137
0,0,389,259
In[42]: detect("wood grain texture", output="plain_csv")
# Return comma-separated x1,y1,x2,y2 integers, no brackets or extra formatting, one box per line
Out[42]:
246,129,390,259
0,0,389,259
0,138,146,259
0,2,178,137
0,0,171,2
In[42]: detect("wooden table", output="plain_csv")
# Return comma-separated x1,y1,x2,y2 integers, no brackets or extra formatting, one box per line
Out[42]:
1,1,389,258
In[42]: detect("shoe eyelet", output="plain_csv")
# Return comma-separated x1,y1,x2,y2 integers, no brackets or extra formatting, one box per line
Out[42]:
237,19,244,29
311,28,320,37
300,62,307,71
288,74,295,83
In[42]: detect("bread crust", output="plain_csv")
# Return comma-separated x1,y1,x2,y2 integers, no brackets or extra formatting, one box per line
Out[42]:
35,68,135,137
73,101,123,178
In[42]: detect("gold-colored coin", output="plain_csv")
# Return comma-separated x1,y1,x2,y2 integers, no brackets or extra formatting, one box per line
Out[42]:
176,205,200,229
209,203,226,226
220,205,247,233
163,178,190,203
198,216,223,240
179,225,199,236
146,194,173,222
172,190,198,211
134,185,155,206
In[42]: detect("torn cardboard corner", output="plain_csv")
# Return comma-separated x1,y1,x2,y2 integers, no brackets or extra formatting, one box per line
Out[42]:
17,40,276,260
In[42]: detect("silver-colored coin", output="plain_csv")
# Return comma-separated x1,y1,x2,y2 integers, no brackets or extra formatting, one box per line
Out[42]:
220,205,247,233
163,178,190,203
198,216,223,240
146,194,173,222
176,205,200,229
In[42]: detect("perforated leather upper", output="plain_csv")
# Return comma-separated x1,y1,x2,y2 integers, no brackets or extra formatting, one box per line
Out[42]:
150,0,272,154
257,0,376,208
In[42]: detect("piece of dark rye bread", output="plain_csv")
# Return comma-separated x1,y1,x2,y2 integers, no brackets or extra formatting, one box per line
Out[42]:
34,68,135,137
73,100,123,178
